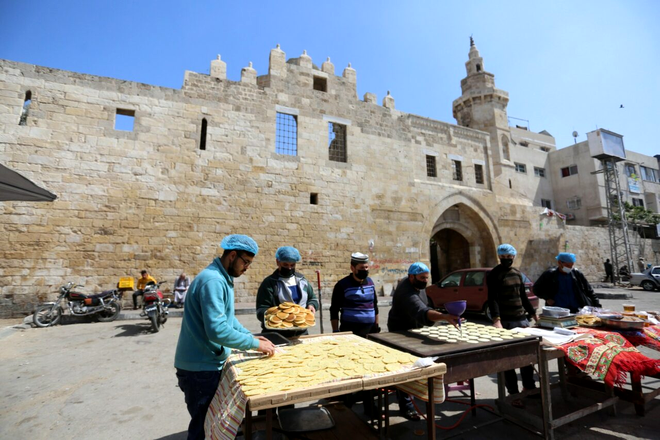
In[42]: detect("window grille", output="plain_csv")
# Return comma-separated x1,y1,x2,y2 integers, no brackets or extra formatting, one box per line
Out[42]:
328,122,347,162
475,164,484,184
452,160,462,181
275,113,297,155
567,198,582,210
426,155,437,177
534,167,545,177
515,162,527,173
541,199,552,209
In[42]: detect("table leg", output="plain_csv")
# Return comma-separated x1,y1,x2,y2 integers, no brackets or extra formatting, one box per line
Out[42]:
377,389,384,437
427,377,436,440
244,405,252,440
539,345,553,440
496,371,506,404
557,356,569,402
266,408,273,440
469,379,476,416
631,373,645,416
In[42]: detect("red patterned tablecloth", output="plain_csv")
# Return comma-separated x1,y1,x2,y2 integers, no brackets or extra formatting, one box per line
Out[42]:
557,327,660,387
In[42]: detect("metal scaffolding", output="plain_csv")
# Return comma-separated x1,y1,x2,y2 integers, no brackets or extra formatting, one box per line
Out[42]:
602,158,633,282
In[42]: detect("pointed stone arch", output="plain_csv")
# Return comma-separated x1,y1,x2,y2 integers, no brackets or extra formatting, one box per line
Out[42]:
423,192,501,282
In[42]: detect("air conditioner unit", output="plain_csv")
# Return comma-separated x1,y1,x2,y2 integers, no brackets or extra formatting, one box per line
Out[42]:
565,213,576,220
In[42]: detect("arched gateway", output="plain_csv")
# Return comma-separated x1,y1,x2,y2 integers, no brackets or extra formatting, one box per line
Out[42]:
424,194,500,283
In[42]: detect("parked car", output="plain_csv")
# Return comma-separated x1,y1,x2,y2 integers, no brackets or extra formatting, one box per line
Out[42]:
426,268,540,320
629,266,660,291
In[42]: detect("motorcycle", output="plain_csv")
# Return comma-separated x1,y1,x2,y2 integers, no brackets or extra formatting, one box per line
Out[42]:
33,282,122,328
141,281,170,332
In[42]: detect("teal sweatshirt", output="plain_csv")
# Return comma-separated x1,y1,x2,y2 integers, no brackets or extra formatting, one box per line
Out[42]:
174,257,259,371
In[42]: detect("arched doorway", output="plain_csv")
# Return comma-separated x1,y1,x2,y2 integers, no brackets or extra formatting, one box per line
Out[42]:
428,201,499,284
430,229,470,283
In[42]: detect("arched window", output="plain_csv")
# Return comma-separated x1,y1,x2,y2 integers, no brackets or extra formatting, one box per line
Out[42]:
19,90,32,126
200,118,207,150
501,135,510,161
476,64,482,72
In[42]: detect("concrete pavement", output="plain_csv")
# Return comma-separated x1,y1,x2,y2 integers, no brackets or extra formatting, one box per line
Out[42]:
1,287,659,439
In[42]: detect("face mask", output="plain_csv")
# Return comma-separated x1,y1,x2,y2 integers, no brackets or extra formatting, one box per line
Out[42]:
499,258,513,268
413,279,427,290
560,266,572,274
356,269,369,280
279,267,294,278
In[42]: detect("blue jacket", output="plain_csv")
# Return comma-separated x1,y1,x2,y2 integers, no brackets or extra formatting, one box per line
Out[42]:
174,257,259,371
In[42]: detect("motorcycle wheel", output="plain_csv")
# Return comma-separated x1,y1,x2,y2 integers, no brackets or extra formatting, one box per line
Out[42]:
149,312,160,333
97,302,121,322
33,305,62,328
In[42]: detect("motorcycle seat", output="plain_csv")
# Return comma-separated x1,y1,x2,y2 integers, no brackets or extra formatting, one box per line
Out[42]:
70,290,115,300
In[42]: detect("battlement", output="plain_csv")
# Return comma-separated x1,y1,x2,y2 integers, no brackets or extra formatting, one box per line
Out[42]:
183,45,396,110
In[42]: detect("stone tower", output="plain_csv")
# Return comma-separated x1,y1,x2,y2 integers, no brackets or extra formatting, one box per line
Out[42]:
453,37,513,178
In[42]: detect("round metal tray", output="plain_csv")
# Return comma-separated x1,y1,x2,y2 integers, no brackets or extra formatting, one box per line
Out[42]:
602,317,645,330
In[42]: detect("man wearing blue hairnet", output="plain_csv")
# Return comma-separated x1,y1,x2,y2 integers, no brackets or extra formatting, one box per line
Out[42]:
388,262,460,420
174,234,276,440
534,252,600,313
255,246,318,336
487,244,538,404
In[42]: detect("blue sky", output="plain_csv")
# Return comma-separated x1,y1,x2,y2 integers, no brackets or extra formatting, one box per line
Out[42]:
1,0,658,157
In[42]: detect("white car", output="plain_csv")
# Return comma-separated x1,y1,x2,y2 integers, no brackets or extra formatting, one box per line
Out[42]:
630,266,660,291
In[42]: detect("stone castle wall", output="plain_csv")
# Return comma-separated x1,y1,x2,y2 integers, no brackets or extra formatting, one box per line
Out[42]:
0,52,656,317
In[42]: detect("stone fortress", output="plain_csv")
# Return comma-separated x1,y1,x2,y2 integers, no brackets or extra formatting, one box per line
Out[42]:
0,40,657,317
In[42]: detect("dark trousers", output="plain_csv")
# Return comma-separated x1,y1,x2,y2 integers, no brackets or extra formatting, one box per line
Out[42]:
176,368,222,440
605,272,614,283
501,318,536,394
132,290,144,308
396,389,414,412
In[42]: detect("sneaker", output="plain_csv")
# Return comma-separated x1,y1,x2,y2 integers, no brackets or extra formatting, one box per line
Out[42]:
402,409,421,421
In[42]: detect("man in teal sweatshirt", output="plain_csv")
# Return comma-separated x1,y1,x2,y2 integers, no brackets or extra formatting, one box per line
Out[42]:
175,234,276,440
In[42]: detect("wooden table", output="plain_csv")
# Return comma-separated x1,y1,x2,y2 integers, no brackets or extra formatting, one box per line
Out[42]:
368,331,551,439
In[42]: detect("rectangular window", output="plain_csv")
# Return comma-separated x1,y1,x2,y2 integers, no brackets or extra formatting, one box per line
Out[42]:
625,164,636,177
641,166,658,182
541,199,552,209
567,197,582,210
561,165,578,177
328,122,347,162
514,162,527,173
452,160,462,181
426,155,437,177
275,112,298,155
632,198,644,207
313,76,327,92
475,164,484,184
534,167,545,177
114,108,135,131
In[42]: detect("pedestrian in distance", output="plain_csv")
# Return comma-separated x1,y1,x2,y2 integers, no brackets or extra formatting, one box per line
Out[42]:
173,272,190,308
174,234,276,440
486,244,539,407
255,246,318,337
534,252,601,314
604,259,614,283
638,257,646,273
133,269,156,310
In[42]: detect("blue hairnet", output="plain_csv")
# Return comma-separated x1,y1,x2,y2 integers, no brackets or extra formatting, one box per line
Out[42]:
408,262,430,275
275,246,300,263
497,244,517,256
556,252,576,263
220,234,259,255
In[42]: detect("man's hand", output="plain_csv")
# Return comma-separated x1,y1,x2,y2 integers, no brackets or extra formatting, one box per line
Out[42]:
441,313,460,328
307,305,316,313
255,337,276,356
493,319,503,329
546,299,555,306
530,314,539,323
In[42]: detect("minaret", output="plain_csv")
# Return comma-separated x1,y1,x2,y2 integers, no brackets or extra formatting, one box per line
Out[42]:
452,37,512,168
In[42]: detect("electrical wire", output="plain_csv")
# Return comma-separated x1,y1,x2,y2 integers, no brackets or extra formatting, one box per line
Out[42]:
409,395,495,431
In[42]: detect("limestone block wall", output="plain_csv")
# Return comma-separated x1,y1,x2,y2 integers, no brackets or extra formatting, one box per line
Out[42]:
1,53,657,318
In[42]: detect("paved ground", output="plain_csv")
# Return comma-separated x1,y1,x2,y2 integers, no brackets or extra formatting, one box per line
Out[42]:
1,286,659,439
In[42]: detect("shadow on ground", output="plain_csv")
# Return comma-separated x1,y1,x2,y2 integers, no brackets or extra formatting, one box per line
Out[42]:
113,323,157,337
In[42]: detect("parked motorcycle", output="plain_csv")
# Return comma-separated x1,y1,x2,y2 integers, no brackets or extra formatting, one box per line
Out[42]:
141,281,170,332
33,282,122,328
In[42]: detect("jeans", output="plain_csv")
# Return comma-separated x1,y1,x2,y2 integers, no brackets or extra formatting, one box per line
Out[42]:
132,290,144,308
501,318,536,394
176,368,222,440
